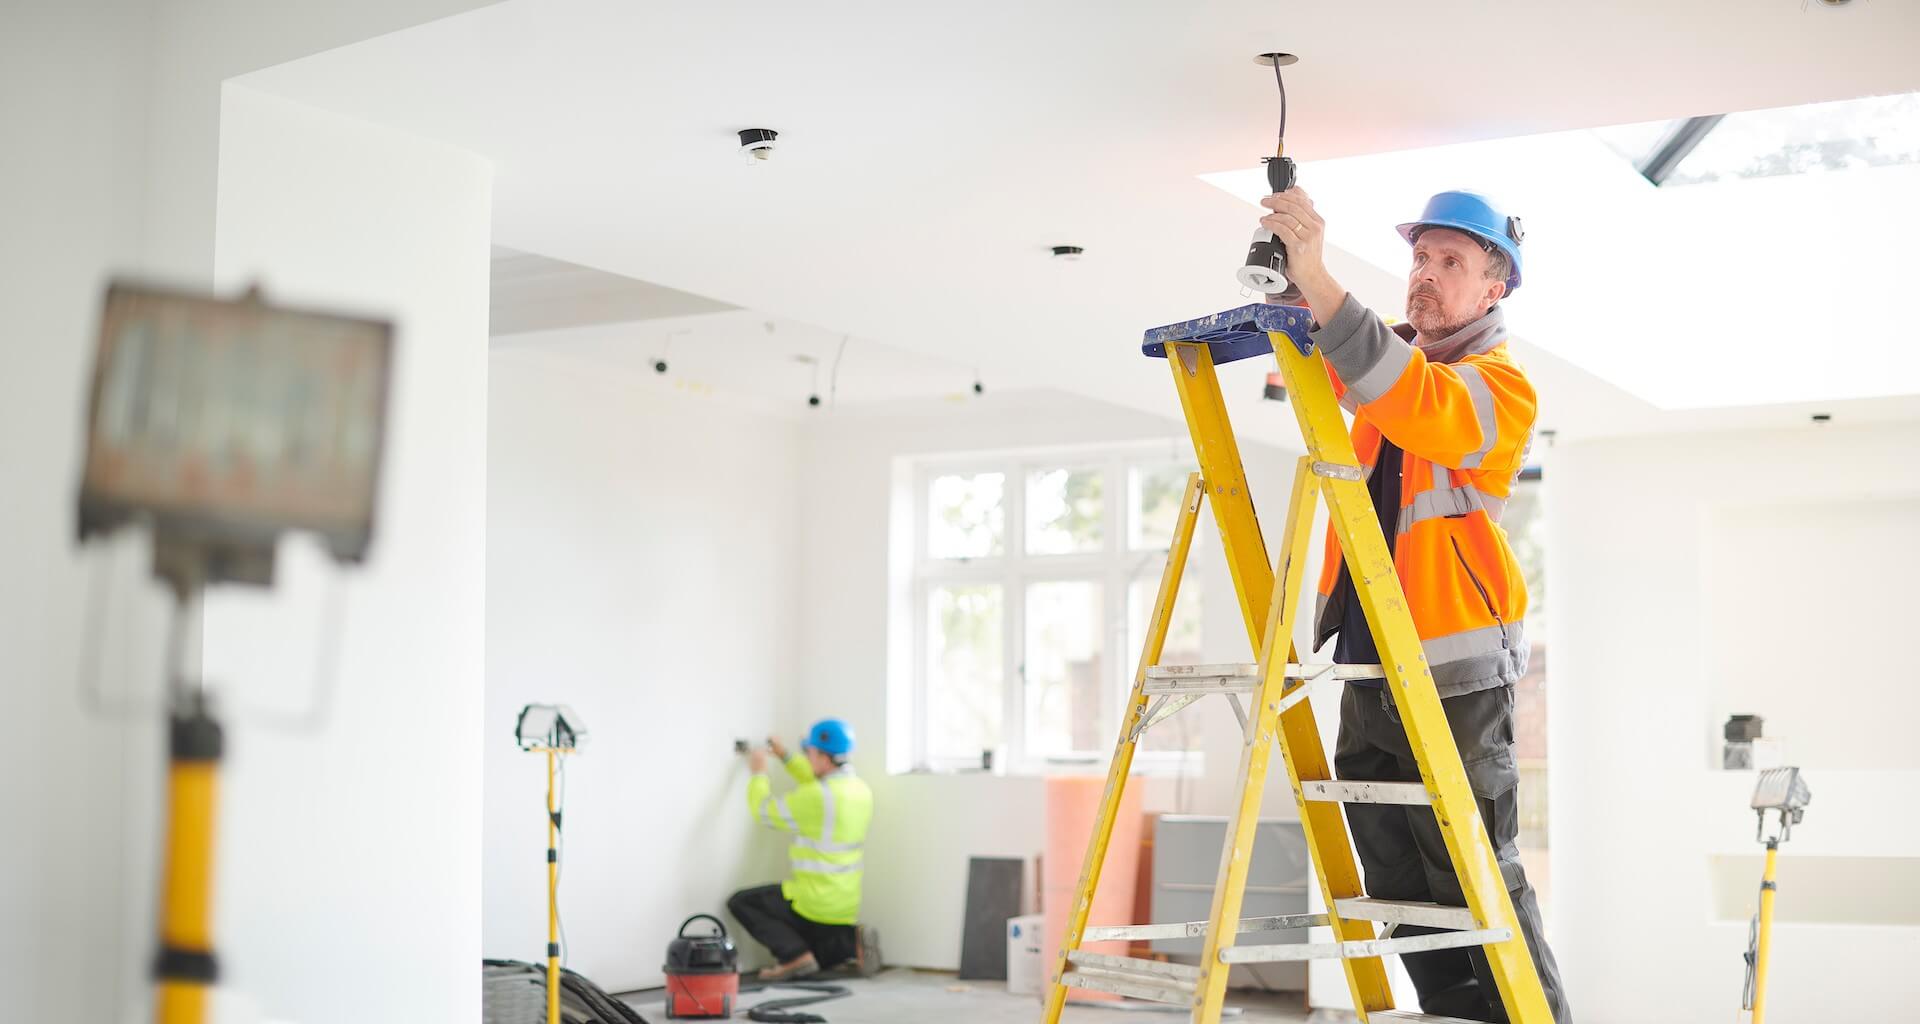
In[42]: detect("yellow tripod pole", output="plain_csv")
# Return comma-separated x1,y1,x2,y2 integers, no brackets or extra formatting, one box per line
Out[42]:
154,588,219,1024
547,747,561,1024
155,699,221,1024
1750,839,1779,1023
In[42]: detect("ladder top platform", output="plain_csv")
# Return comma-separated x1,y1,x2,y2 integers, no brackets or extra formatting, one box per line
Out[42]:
1141,303,1315,364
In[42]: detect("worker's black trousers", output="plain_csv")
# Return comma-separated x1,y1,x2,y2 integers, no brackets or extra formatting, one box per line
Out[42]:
726,885,857,968
1334,683,1572,1024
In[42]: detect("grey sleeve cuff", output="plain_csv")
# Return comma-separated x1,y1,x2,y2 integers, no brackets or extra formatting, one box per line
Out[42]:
1310,294,1413,405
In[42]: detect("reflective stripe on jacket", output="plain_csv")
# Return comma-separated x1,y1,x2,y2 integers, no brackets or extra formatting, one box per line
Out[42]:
1311,295,1535,697
745,754,873,925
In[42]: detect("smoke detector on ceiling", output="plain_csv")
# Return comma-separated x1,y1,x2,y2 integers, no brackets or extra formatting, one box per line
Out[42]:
739,128,779,162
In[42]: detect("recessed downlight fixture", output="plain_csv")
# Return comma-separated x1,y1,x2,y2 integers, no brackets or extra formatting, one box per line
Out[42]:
739,128,779,162
1051,245,1084,260
1811,413,1832,424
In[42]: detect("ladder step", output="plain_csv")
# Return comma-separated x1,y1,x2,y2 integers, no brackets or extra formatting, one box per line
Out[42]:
1333,898,1479,931
1065,950,1200,984
1300,780,1431,805
1218,927,1512,964
1058,968,1192,1006
1143,663,1258,694
1143,661,1385,695
1084,911,1326,943
1372,1013,1487,1024
1060,951,1198,1006
1145,662,1259,680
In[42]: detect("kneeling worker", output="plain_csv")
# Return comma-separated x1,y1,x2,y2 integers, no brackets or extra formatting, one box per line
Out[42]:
729,718,880,980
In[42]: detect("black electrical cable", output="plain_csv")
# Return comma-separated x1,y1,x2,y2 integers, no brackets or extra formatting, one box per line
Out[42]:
1273,57,1287,145
745,980,853,1023
829,335,849,407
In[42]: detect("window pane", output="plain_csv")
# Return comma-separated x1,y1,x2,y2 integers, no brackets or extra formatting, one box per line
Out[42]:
1023,581,1104,757
1128,576,1203,754
1026,468,1103,555
1668,91,1920,186
1503,475,1548,623
928,472,1004,559
927,584,1003,760
1129,464,1194,551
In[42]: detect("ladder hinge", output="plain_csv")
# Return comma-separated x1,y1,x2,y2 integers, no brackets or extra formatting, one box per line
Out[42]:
1310,461,1365,481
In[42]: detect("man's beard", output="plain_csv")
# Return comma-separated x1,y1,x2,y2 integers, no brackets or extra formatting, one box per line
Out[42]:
1407,292,1476,340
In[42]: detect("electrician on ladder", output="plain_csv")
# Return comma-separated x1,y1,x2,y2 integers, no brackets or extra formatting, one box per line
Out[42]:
1259,187,1571,1023
730,718,883,981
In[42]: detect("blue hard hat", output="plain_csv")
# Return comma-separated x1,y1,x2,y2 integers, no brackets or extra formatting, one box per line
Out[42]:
803,718,855,758
1396,190,1525,293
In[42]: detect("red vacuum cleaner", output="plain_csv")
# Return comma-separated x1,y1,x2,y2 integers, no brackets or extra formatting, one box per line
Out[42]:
663,914,739,1019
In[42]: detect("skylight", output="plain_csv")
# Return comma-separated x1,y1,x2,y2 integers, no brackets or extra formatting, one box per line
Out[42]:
1672,92,1920,184
1591,91,1920,186
1199,115,1920,411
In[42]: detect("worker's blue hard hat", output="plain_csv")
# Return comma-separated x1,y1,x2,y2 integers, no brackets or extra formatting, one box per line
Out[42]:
1396,190,1525,293
803,718,855,758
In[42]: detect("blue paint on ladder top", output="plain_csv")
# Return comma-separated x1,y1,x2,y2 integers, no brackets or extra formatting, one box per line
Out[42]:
1141,303,1315,363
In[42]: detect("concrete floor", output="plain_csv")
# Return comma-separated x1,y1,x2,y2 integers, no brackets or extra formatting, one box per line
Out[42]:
620,968,1338,1023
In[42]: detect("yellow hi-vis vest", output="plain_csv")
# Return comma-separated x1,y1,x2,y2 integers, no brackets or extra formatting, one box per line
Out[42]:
747,754,872,925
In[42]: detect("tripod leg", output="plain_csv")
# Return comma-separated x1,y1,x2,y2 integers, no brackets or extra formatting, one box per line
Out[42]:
548,749,561,1024
1751,839,1779,1024
156,700,222,1024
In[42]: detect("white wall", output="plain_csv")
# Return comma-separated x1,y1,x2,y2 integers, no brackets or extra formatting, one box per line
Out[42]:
0,5,164,1019
0,3,499,1020
1550,420,1920,1023
197,84,493,1021
144,0,496,276
485,344,799,992
794,389,1330,972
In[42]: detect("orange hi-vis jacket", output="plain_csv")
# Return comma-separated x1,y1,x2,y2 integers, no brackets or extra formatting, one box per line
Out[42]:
1310,295,1536,697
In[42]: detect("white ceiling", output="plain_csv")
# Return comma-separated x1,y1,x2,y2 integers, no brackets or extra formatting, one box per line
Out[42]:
490,246,736,335
235,0,1920,438
494,308,984,414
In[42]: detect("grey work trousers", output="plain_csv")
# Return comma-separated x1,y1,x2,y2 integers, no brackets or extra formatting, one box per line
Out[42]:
1334,683,1571,1024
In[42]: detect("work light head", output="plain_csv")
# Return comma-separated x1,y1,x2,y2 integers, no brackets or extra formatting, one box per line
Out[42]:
516,703,587,751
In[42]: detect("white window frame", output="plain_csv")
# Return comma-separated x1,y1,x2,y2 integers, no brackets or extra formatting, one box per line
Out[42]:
906,441,1205,776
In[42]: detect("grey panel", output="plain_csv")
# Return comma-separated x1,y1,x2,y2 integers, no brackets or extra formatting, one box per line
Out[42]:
1150,817,1310,957
958,857,1025,980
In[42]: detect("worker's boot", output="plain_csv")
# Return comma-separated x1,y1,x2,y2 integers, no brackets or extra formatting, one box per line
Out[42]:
855,926,884,977
758,952,820,982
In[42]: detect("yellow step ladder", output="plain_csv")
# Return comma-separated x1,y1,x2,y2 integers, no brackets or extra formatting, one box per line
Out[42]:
1038,303,1551,1024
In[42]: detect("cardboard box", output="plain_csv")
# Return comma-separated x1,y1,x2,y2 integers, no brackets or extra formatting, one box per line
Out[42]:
1006,913,1046,997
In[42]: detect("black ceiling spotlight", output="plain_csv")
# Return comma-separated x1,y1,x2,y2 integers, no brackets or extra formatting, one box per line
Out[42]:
1051,245,1084,261
794,353,823,408
1811,413,1832,424
739,128,779,162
